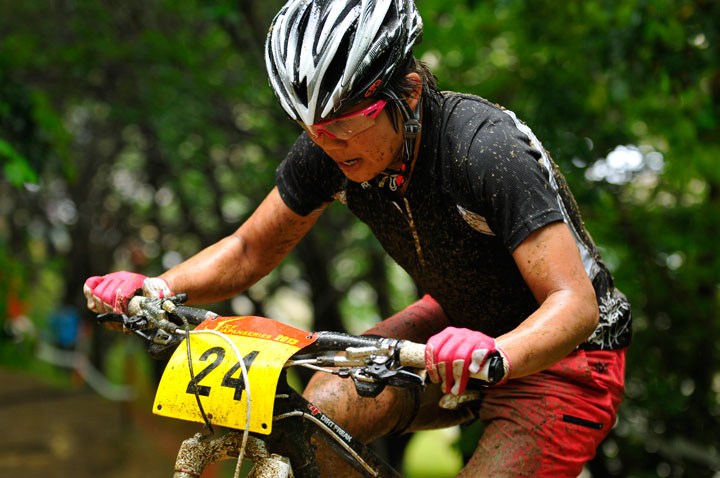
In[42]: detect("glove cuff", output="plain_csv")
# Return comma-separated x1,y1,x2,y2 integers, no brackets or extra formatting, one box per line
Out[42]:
142,277,174,298
493,346,512,385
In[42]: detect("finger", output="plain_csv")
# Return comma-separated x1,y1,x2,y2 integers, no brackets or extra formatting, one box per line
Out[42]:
84,276,106,312
93,277,117,306
84,276,104,291
426,330,454,383
101,279,127,313
450,340,476,395
436,334,466,392
451,359,468,395
113,288,128,313
87,291,114,314
143,277,172,299
468,348,490,375
425,342,440,383
84,283,100,312
437,361,450,394
100,299,114,314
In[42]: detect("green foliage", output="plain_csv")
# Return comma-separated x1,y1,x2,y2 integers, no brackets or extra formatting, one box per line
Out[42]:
416,1,719,475
0,138,35,185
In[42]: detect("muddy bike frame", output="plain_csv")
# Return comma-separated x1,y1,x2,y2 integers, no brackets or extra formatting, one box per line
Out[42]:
102,296,432,478
172,349,414,477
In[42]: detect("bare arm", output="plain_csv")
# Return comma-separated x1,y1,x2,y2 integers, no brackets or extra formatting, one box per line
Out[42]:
498,221,599,379
159,187,327,304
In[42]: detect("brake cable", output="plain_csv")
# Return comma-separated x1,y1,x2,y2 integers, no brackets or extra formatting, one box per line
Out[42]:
184,317,215,435
159,297,253,478
186,327,252,478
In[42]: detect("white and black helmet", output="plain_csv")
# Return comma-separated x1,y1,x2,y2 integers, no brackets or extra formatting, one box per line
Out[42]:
265,0,423,125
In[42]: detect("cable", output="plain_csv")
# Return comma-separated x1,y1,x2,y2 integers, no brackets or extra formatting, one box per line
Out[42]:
131,297,252,476
188,329,251,478
184,320,214,435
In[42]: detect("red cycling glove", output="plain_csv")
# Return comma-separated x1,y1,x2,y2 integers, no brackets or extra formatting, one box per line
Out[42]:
425,326,511,395
84,271,173,314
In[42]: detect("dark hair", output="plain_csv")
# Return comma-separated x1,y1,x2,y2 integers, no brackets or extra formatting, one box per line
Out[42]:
383,56,439,131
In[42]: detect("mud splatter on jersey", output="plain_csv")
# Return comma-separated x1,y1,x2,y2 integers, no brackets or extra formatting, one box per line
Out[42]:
276,91,631,350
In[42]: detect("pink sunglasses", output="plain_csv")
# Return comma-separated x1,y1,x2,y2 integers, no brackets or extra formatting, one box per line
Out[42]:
306,99,389,140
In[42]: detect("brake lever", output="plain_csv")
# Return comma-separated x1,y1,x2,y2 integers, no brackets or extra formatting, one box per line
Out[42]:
350,362,425,398
97,312,126,325
361,362,424,388
97,310,152,332
386,368,425,389
127,314,152,331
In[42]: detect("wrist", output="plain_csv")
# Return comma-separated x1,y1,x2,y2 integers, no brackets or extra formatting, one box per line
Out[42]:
142,277,174,298
491,345,512,385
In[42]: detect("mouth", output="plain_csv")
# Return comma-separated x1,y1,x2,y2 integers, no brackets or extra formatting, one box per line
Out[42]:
334,157,365,177
336,158,361,172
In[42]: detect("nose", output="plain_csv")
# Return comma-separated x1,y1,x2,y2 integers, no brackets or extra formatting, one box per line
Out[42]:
313,132,348,152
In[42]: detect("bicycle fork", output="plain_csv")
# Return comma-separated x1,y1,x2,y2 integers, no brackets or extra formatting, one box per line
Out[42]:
173,432,294,478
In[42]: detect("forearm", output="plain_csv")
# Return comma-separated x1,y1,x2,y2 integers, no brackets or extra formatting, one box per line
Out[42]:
159,234,264,305
157,188,324,305
497,289,598,379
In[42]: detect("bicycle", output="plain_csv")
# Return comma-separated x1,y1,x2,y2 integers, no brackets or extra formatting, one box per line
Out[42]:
98,295,497,478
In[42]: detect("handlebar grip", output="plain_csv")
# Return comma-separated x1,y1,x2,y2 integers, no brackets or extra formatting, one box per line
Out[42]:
398,341,426,369
127,295,145,316
399,342,505,384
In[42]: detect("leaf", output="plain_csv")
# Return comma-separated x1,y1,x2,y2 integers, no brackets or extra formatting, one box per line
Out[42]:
0,137,38,186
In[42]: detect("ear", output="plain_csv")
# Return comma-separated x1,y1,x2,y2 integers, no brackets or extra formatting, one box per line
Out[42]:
405,72,422,111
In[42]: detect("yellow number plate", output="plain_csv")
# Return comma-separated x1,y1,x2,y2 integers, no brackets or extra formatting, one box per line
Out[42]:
153,316,316,435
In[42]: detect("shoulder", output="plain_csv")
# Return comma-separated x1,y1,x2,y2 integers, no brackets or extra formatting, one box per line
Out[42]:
437,92,540,159
276,133,346,216
425,93,565,247
438,92,509,139
284,133,330,165
431,93,545,194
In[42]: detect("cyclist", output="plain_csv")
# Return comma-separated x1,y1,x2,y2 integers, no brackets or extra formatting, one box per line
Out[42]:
84,0,631,476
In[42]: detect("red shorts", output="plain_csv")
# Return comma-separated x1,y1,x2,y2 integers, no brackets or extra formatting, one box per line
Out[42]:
366,295,627,478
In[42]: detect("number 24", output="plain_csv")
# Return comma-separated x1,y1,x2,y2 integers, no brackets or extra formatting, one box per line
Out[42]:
186,346,259,401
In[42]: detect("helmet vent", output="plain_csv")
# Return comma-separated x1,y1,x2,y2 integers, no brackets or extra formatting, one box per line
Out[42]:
292,78,309,108
266,0,423,125
320,28,354,114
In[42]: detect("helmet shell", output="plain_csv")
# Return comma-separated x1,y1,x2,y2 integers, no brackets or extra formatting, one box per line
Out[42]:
265,0,422,125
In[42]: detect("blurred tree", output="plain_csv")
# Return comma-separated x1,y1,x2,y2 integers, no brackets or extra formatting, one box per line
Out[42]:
0,0,397,344
419,0,719,475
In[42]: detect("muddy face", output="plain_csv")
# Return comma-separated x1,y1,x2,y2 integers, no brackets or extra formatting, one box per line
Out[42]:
309,108,405,183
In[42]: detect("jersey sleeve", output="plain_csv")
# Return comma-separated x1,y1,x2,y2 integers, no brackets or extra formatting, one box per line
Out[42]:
444,99,565,251
275,133,346,216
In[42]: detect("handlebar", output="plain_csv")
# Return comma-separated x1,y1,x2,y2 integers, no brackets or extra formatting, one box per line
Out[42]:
398,341,426,368
102,295,500,389
103,295,424,360
101,295,429,397
295,330,425,368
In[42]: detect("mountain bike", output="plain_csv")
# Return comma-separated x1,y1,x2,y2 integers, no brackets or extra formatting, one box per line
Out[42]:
98,294,475,478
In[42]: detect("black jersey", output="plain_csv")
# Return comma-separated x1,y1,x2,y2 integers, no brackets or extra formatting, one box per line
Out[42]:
276,91,631,350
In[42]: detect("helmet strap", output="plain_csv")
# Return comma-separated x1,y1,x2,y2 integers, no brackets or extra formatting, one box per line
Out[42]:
392,92,422,187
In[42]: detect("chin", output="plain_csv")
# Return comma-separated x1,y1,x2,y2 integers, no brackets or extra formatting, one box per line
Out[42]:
345,170,380,184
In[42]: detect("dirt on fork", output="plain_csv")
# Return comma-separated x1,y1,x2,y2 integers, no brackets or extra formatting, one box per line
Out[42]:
0,367,216,478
